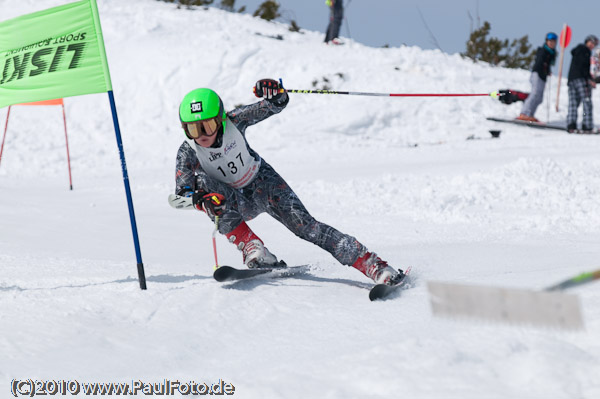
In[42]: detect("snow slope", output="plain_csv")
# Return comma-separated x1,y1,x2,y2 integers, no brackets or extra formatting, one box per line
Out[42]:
1,1,600,398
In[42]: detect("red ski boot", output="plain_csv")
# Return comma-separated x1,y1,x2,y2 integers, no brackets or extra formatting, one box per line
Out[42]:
352,251,404,285
225,222,284,268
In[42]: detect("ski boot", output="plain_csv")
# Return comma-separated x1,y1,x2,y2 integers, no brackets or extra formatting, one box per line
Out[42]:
352,251,404,285
226,222,286,269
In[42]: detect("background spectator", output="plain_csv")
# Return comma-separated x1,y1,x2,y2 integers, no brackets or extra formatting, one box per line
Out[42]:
324,0,344,44
517,32,557,122
566,34,598,132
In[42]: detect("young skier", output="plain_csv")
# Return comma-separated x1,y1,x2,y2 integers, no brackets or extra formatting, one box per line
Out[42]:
174,79,405,285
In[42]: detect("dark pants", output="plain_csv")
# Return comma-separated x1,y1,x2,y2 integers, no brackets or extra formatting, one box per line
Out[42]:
324,1,344,42
196,161,365,266
567,78,594,129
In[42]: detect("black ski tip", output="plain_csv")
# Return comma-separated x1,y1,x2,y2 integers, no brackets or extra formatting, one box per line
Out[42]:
369,284,398,301
213,265,273,282
369,267,412,301
213,266,236,282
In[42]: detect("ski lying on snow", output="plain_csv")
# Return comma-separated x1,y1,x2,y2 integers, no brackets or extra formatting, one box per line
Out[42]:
568,128,600,134
254,32,284,41
487,116,600,134
213,265,308,282
369,266,412,301
486,116,566,131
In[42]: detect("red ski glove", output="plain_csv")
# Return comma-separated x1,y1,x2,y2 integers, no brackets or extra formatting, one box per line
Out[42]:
192,191,226,218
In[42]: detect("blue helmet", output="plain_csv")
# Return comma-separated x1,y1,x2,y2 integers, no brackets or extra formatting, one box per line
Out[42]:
546,32,558,41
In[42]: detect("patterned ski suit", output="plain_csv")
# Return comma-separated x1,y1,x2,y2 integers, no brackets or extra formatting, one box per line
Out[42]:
175,95,366,266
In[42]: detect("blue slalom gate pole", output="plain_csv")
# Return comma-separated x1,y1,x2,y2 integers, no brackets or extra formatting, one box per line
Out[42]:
107,90,147,290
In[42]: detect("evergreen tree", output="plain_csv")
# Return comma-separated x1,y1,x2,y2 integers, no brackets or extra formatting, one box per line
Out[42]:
181,0,214,6
464,21,535,69
504,36,535,69
220,0,235,11
253,1,281,21
220,0,245,13
161,0,214,6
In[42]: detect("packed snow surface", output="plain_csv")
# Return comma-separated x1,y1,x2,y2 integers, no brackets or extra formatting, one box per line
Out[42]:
1,1,599,398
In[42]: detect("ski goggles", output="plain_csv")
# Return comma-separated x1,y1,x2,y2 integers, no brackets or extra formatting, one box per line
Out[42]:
183,117,221,139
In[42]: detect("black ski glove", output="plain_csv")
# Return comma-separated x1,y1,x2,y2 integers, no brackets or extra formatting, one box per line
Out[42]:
192,191,226,218
254,78,285,102
498,89,528,105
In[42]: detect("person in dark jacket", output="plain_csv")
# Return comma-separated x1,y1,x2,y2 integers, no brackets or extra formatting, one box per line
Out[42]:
517,32,557,122
567,35,599,132
324,0,344,44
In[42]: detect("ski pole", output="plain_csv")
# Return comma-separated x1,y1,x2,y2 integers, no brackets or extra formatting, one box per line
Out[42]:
212,216,220,270
546,75,551,123
546,268,600,291
279,88,499,98
344,0,352,39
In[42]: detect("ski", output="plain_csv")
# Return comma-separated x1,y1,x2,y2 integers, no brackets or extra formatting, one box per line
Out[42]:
213,265,272,282
168,194,194,210
369,266,412,301
487,117,600,134
254,32,284,41
486,116,566,131
568,128,600,135
213,264,308,282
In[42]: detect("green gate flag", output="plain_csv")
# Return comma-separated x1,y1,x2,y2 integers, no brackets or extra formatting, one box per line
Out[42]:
0,0,112,109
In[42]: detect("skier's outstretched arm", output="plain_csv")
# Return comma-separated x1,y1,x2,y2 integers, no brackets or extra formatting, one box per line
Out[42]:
228,79,289,132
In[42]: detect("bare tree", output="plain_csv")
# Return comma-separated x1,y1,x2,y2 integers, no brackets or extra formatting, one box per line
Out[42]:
416,6,444,53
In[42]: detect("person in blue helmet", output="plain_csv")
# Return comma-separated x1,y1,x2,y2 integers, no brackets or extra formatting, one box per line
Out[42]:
174,79,406,285
517,32,557,122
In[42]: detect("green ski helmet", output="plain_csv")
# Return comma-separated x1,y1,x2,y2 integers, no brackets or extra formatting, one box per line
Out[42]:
179,88,226,139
